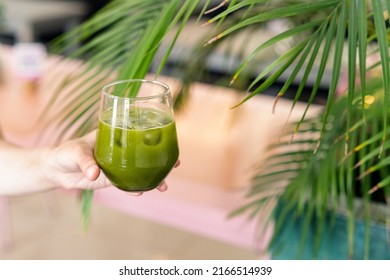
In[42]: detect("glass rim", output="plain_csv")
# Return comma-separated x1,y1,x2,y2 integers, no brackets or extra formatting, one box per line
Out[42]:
102,79,170,101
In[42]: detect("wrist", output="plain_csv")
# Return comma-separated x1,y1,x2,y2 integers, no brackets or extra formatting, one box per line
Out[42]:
32,146,60,190
0,139,60,195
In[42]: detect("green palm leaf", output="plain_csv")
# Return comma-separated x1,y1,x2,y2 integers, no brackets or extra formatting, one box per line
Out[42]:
372,0,390,156
234,86,389,259
206,0,340,42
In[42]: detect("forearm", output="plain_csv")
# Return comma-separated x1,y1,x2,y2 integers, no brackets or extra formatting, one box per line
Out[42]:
0,139,57,196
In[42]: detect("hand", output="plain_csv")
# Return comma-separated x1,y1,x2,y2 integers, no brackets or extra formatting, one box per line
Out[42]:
49,130,180,193
48,130,111,190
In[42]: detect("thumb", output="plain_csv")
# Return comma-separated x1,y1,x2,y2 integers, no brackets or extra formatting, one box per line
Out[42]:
81,130,97,149
77,146,100,181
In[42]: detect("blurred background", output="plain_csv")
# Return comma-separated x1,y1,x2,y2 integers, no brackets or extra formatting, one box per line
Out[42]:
0,0,324,260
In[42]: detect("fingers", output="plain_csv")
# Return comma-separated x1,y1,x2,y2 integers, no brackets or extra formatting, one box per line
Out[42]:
174,159,181,168
157,181,168,192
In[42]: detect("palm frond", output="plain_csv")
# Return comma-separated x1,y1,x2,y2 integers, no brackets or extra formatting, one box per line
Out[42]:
234,82,389,258
357,0,368,123
372,0,390,156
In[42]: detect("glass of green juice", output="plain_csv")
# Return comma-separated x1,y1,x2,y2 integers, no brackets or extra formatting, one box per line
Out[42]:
94,79,179,192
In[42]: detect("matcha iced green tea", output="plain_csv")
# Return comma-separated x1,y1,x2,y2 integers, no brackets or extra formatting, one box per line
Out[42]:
94,107,179,192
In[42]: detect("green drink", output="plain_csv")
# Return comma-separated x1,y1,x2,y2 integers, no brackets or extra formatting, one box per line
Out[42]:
94,79,179,192
95,107,179,191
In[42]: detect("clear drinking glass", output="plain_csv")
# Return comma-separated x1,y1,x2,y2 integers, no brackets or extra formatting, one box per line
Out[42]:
94,79,179,192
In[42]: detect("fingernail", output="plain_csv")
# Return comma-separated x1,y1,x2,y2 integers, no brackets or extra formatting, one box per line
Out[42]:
159,182,168,192
87,166,97,179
